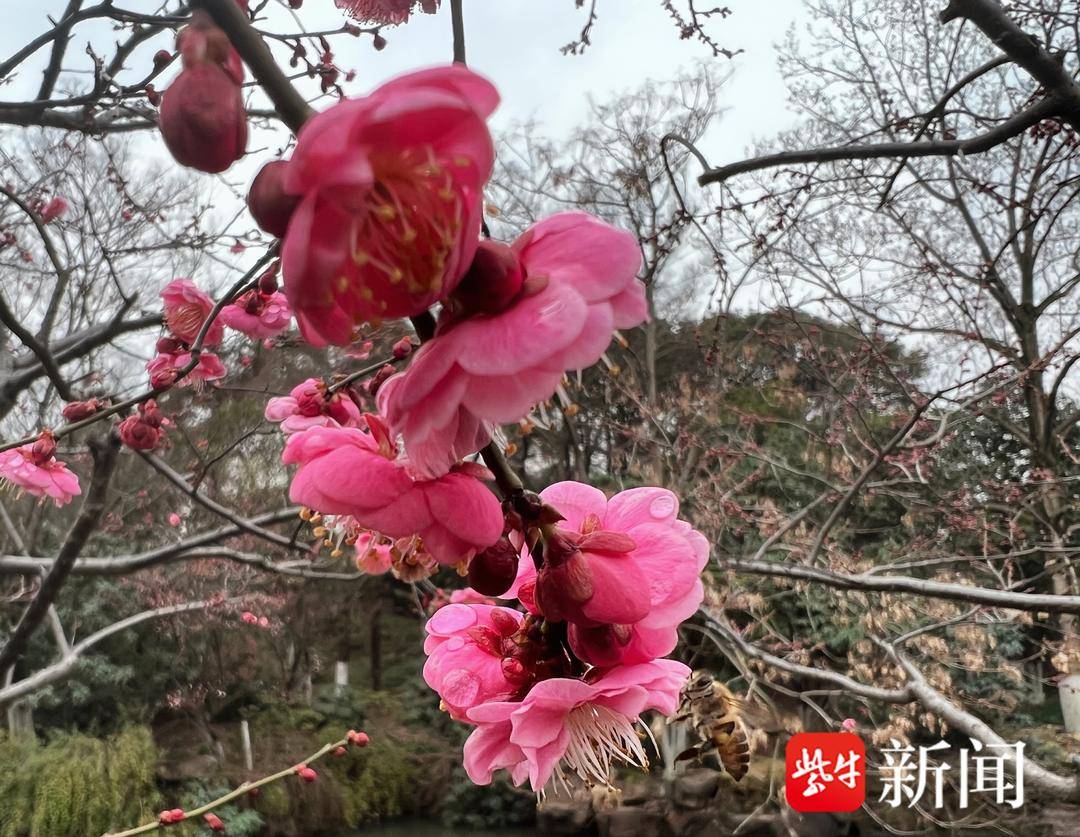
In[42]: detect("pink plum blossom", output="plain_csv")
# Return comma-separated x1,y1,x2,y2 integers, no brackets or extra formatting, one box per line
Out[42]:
380,212,647,477
0,433,81,507
147,349,226,389
464,659,690,791
423,603,527,720
283,417,503,565
264,377,362,434
450,588,496,606
336,0,440,26
220,290,292,338
279,65,498,344
507,482,708,667
39,197,69,223
161,278,224,345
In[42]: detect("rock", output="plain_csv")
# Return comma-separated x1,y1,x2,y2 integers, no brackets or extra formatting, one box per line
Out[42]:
598,805,664,837
672,768,720,810
156,753,219,782
537,798,594,835
666,808,727,837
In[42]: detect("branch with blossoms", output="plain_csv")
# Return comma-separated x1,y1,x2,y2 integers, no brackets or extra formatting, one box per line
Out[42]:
104,728,373,836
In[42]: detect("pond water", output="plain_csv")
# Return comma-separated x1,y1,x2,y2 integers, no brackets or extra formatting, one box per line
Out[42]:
331,821,537,837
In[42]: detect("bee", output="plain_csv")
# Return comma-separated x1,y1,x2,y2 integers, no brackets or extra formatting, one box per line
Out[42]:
671,670,751,781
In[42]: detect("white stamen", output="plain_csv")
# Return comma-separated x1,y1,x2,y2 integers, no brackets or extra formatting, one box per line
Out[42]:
546,704,650,798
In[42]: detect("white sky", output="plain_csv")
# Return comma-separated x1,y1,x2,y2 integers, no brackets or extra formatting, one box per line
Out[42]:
1,0,805,160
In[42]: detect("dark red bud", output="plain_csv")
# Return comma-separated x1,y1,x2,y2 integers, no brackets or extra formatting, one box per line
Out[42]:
295,765,317,782
203,812,226,832
365,364,396,396
247,160,299,238
30,431,57,462
62,399,102,422
450,240,526,316
159,58,246,173
153,49,172,69
373,34,387,50
289,0,303,7
156,336,183,354
467,536,520,596
257,266,279,294
489,607,520,637
501,656,528,685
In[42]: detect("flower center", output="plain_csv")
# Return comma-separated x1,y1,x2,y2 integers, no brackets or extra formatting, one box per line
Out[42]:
349,146,464,306
166,304,205,339
554,703,650,792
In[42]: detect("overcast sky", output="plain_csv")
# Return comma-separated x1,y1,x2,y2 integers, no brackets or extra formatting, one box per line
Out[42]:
1,1,805,161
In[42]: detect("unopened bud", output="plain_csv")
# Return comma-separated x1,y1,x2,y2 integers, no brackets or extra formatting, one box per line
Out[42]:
62,398,102,422
347,729,370,747
467,536,520,597
373,34,387,50
365,364,396,396
203,812,226,832
158,808,185,825
450,240,525,316
392,337,413,359
295,765,317,782
156,336,184,354
247,160,299,239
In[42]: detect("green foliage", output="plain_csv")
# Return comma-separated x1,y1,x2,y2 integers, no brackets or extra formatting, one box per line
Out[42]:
440,768,536,830
179,783,264,837
0,726,160,837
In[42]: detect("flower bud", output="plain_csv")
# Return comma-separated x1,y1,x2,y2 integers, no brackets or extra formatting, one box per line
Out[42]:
153,49,172,69
365,364,397,397
392,337,413,359
258,265,279,295
295,765,317,782
204,812,226,832
373,34,387,50
247,161,300,238
467,536,520,596
347,729,370,747
449,240,525,316
159,15,247,174
146,84,161,107
158,809,185,825
30,431,57,463
156,336,184,354
118,414,164,451
333,746,347,757
533,530,593,623
62,398,102,422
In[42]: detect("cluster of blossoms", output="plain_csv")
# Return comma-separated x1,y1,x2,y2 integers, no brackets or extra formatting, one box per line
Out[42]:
235,63,703,794
424,483,706,792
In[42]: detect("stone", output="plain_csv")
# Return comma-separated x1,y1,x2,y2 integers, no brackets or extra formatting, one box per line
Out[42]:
537,798,594,835
672,768,720,810
598,805,664,837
